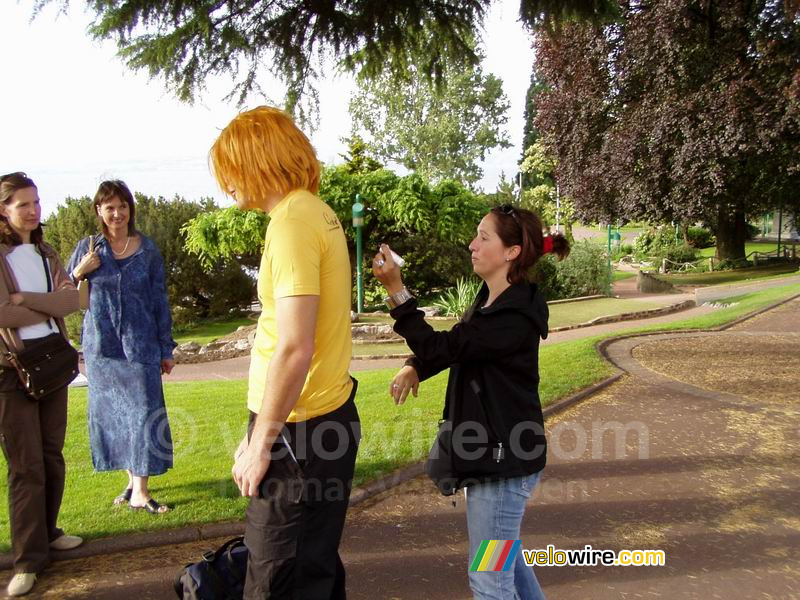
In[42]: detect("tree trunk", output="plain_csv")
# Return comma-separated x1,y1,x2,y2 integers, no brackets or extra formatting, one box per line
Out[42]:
715,205,747,260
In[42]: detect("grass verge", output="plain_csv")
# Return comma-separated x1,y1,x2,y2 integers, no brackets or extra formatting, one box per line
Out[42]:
173,316,255,346
612,270,636,282
695,241,787,259
1,283,797,550
657,263,797,286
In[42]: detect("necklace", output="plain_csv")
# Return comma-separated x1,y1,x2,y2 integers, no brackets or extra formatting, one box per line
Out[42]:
112,236,131,257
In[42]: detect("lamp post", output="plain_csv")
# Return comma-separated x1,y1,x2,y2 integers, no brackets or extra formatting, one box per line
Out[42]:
352,195,365,314
607,224,612,292
607,224,621,294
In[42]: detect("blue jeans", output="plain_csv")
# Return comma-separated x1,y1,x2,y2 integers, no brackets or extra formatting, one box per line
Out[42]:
465,472,546,600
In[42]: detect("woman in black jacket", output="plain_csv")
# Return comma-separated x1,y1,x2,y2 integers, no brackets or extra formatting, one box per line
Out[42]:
373,205,569,600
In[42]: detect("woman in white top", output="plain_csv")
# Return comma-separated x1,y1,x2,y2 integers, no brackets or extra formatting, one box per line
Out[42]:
0,172,82,597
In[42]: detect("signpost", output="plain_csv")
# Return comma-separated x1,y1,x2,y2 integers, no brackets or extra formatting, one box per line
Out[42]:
352,195,365,313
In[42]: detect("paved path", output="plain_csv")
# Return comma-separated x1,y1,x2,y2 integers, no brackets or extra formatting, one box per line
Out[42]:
165,290,704,382
6,296,799,598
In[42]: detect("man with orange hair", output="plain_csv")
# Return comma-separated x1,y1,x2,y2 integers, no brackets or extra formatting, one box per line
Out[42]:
211,106,360,599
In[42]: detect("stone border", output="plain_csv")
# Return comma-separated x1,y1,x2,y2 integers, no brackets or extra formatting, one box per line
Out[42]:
351,298,698,354
549,299,695,333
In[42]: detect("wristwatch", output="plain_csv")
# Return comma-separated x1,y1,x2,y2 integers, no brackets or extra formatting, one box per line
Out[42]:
384,287,414,309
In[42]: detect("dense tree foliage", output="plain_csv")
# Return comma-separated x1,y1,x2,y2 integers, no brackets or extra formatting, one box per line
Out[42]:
534,0,800,260
44,195,254,325
34,0,620,116
519,141,575,238
182,164,488,303
349,44,510,186
338,135,384,175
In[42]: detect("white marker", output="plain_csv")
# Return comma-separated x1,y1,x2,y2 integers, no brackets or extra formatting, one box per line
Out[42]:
376,247,405,267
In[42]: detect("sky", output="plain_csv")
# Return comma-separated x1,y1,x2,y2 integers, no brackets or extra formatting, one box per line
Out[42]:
0,0,534,218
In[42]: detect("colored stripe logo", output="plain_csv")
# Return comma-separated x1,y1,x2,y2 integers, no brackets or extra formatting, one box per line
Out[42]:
469,540,522,571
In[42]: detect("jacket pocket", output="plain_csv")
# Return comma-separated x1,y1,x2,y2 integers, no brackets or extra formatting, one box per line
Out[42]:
468,378,501,443
464,378,507,466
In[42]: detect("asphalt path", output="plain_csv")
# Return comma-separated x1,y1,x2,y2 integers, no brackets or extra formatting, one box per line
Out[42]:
5,296,799,599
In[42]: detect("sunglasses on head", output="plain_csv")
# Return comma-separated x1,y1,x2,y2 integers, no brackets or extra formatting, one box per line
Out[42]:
0,172,28,183
498,204,520,224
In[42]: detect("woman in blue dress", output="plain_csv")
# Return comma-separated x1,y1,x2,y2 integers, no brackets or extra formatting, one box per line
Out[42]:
67,180,176,514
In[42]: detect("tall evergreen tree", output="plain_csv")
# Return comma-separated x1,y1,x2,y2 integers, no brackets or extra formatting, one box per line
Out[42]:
34,0,619,115
519,64,549,188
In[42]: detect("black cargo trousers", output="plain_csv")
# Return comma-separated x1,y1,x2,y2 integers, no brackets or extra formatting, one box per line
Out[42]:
244,379,360,599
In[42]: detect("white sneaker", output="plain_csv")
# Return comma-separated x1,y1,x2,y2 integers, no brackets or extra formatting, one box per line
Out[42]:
49,534,83,551
7,573,36,597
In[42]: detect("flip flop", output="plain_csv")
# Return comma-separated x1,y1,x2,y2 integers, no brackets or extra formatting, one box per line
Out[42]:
113,488,133,506
129,498,170,514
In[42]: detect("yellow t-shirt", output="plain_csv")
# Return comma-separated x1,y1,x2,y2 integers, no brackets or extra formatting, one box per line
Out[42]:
247,189,353,422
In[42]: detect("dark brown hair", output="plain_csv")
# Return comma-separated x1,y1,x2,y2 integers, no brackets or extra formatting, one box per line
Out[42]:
490,204,570,284
0,172,44,246
93,180,137,236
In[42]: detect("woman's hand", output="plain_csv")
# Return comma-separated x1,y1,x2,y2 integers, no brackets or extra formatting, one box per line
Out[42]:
73,251,101,280
390,365,419,405
9,293,24,306
372,243,405,295
161,358,175,375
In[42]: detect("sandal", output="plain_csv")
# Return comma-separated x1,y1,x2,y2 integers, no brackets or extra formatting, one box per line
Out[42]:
113,488,133,506
129,498,170,514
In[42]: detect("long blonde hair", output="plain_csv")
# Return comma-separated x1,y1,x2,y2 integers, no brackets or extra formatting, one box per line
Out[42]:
210,106,320,207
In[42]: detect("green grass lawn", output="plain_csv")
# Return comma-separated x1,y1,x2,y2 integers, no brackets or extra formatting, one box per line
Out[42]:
696,241,787,259
656,263,798,286
612,270,636,282
549,297,667,327
1,282,797,550
173,316,255,346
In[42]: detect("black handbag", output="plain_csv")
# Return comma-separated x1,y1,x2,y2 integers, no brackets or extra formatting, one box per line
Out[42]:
426,374,511,496
426,416,461,496
1,250,79,400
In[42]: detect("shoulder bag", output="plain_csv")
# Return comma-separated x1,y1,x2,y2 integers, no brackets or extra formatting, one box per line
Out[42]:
426,393,461,496
77,235,94,310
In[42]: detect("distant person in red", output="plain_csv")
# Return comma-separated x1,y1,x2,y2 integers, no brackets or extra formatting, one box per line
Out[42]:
373,205,569,600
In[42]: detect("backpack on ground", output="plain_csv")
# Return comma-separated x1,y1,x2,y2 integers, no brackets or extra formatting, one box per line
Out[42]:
174,536,249,600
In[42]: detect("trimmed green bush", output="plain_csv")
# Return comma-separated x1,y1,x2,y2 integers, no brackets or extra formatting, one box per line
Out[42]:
536,240,611,300
659,243,698,265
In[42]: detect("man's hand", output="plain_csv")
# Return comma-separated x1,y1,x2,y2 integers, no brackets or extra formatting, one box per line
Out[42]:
9,293,24,306
232,441,271,497
234,434,248,461
161,358,175,375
